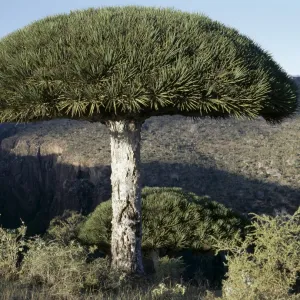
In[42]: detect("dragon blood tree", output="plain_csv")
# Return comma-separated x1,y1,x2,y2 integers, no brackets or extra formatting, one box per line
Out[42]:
0,6,298,276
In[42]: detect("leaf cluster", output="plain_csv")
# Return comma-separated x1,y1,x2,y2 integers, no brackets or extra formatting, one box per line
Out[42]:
43,210,86,246
0,6,297,123
77,187,248,254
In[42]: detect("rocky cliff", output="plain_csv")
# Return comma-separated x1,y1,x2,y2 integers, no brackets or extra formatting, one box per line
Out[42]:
0,77,299,235
0,120,113,234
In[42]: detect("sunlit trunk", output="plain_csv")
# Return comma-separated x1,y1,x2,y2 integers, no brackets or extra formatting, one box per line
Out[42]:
107,119,144,275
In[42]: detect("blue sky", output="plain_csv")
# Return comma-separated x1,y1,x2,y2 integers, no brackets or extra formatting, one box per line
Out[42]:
0,0,299,75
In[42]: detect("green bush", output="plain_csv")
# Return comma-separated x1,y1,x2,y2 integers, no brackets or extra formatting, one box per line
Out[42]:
81,256,125,293
77,187,248,255
43,210,86,246
18,237,88,296
154,255,186,282
18,236,124,298
78,199,112,253
213,207,300,300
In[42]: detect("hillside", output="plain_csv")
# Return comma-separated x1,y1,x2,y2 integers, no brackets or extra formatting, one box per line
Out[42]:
293,76,300,85
0,75,299,233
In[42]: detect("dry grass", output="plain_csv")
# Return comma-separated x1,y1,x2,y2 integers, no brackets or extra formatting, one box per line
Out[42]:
0,206,299,299
0,222,211,300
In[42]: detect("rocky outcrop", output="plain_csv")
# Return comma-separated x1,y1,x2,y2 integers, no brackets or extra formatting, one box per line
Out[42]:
1,111,299,236
0,120,112,235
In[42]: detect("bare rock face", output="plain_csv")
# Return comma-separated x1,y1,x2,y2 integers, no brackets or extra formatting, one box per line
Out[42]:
1,112,299,236
0,119,112,235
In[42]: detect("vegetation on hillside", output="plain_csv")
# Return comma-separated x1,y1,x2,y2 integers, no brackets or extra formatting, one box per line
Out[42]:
0,199,299,299
76,187,249,254
213,207,300,299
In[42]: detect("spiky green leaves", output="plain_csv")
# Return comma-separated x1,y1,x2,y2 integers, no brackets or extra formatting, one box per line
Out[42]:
77,187,248,253
0,6,297,123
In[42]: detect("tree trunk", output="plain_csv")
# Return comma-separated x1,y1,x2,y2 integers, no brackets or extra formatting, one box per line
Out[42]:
107,119,144,275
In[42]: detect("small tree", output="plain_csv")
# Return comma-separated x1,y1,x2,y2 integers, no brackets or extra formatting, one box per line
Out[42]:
0,6,297,275
78,187,248,245
77,187,249,271
44,210,86,246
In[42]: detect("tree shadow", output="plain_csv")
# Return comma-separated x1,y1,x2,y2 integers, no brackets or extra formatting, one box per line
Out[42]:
142,161,300,218
0,146,299,237
0,119,299,236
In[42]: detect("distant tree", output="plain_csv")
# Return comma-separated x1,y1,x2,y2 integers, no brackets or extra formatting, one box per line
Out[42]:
0,6,297,276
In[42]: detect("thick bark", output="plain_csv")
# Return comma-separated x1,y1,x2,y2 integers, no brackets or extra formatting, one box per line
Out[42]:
107,119,144,275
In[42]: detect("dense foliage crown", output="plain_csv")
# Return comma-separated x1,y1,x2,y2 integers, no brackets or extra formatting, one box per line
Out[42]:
77,187,249,253
0,6,298,123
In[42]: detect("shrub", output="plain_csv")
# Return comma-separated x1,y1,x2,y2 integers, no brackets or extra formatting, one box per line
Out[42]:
151,282,187,299
77,199,112,253
44,210,86,246
18,235,124,298
18,237,88,297
0,219,27,281
155,255,186,282
78,187,248,255
82,256,125,293
213,207,300,300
